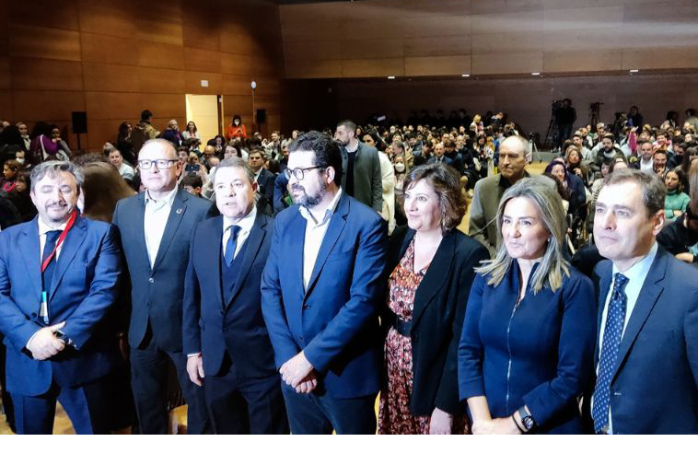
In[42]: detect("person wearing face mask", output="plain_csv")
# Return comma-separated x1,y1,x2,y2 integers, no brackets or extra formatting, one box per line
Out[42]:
379,164,488,435
459,179,595,434
0,161,123,434
182,157,288,434
393,156,408,227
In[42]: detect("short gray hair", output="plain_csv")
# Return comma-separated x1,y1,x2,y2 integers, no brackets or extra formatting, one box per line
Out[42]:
604,169,665,217
30,161,84,191
212,157,255,186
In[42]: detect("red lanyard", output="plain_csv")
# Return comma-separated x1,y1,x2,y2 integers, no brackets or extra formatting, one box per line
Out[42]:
41,209,78,273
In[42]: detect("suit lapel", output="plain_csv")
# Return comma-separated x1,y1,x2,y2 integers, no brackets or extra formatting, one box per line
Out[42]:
20,220,42,297
153,189,187,270
49,215,87,302
593,263,613,365
412,231,456,329
304,195,349,299
134,192,150,269
228,211,268,306
204,216,225,313
611,251,666,382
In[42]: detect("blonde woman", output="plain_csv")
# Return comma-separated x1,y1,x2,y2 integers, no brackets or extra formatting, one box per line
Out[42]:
458,178,595,434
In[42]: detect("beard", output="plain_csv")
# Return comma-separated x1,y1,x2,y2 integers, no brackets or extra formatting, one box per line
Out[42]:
291,179,327,208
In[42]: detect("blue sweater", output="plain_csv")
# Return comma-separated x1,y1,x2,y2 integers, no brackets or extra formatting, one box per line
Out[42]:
458,260,595,433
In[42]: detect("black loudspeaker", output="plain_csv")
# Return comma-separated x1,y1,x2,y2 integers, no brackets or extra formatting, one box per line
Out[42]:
256,108,266,124
72,111,87,134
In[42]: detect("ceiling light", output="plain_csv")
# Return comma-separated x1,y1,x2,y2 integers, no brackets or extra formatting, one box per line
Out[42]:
629,69,639,73
387,76,396,80
462,74,470,77
531,72,541,76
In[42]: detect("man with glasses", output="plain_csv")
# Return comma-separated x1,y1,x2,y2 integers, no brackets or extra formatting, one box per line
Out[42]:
261,131,387,434
113,139,215,434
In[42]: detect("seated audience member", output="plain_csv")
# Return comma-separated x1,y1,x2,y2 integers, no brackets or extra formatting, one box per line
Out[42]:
106,146,135,183
544,160,587,219
185,153,208,180
653,150,668,178
565,146,591,186
6,171,36,222
0,126,26,167
162,120,183,147
181,174,203,197
223,143,240,160
664,168,689,222
0,159,21,196
182,121,200,143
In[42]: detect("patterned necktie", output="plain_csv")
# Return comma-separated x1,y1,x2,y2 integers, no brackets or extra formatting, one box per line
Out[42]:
592,272,629,433
224,225,241,266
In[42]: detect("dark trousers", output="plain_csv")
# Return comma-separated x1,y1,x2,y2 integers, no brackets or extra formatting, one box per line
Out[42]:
204,355,289,434
0,339,14,432
281,382,377,434
11,377,110,434
130,328,210,434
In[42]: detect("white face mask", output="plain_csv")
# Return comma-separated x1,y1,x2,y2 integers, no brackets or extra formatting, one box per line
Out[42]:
395,163,405,173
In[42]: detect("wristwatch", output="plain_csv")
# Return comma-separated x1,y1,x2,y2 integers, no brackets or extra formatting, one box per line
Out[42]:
517,406,536,433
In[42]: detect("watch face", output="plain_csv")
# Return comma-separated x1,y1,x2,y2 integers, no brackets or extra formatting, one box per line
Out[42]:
523,416,535,430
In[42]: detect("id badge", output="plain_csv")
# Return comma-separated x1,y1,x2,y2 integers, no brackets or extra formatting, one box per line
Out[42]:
40,291,49,324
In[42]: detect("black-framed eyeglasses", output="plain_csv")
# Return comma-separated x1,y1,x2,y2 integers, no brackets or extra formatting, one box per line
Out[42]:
284,165,326,180
138,159,177,170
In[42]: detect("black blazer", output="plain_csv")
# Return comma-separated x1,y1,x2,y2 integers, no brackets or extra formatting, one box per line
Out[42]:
182,210,277,379
382,226,489,416
113,188,216,352
256,167,276,215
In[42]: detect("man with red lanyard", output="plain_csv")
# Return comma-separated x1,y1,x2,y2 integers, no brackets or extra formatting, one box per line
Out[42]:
0,161,122,434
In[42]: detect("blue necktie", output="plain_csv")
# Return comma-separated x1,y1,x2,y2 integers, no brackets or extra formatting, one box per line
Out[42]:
224,225,241,266
592,272,629,433
42,230,61,295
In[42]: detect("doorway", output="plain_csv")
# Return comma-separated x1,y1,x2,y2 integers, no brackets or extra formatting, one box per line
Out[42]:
185,94,222,147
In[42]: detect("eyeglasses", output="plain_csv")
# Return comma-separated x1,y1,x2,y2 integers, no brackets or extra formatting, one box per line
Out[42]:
138,159,177,170
284,166,326,180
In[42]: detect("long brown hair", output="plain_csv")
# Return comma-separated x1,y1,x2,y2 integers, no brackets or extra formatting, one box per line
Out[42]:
81,161,135,222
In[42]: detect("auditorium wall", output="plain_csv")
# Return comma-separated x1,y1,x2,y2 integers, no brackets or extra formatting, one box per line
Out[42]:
0,0,283,151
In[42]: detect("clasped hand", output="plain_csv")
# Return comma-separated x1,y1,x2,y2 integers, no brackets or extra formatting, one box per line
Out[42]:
27,322,66,360
280,351,317,394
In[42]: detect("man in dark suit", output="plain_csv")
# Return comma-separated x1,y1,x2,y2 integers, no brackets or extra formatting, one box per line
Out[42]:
427,142,454,167
248,148,276,215
113,139,215,434
261,131,387,434
0,161,121,434
183,157,288,434
335,120,383,213
590,169,698,433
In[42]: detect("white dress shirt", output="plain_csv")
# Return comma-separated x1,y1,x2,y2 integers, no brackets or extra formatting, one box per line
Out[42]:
143,187,178,268
222,206,257,260
299,188,343,290
38,216,70,261
639,157,653,172
594,241,658,433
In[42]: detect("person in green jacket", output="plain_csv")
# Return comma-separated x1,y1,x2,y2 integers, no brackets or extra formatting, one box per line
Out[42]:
665,168,690,221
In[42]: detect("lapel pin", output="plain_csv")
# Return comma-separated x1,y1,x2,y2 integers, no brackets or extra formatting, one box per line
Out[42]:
176,208,183,215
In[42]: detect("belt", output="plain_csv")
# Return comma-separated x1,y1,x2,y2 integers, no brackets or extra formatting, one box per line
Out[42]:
388,313,412,337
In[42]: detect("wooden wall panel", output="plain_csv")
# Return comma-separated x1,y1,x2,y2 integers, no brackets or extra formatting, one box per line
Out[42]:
3,0,282,150
405,56,470,77
342,59,404,78
281,0,698,79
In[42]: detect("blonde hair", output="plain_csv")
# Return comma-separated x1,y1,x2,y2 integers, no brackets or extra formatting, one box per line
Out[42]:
476,178,570,293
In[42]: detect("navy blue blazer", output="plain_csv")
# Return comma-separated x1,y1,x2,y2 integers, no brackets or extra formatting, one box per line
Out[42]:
0,215,122,396
459,261,595,433
589,248,698,434
112,188,216,352
256,167,276,215
261,193,387,398
183,210,277,379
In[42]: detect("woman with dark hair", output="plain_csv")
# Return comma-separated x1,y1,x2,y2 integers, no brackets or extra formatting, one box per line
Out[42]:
0,159,22,196
226,114,247,141
544,159,587,219
182,121,200,142
29,121,59,163
379,163,489,434
117,121,136,165
8,171,36,222
664,167,690,222
0,126,26,166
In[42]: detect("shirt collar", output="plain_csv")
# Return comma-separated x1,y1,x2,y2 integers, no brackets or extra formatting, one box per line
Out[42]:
299,188,343,226
612,242,658,282
144,186,178,207
37,214,71,235
223,206,257,235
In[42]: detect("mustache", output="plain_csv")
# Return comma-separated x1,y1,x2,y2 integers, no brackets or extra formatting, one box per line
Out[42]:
46,200,68,208
290,184,305,193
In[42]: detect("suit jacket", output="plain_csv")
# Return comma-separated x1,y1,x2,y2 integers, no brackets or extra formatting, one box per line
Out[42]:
183,210,276,379
340,142,383,213
0,215,121,396
426,155,454,167
261,193,387,398
468,172,556,256
255,167,276,215
383,227,488,416
112,188,216,352
588,248,698,433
